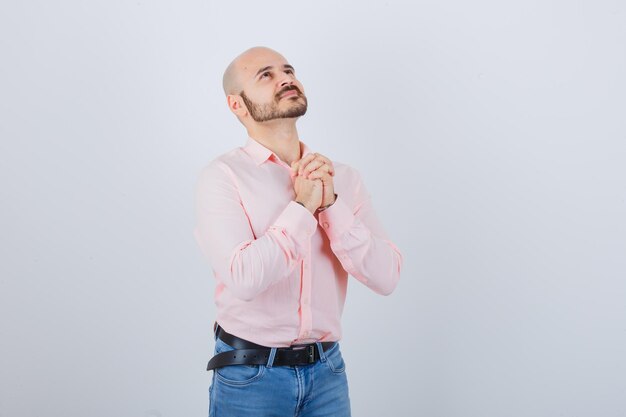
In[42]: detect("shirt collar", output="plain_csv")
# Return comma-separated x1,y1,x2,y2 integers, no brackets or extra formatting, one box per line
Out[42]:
244,135,314,166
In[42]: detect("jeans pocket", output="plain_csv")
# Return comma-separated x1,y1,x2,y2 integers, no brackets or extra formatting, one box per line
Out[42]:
213,337,266,386
323,342,346,374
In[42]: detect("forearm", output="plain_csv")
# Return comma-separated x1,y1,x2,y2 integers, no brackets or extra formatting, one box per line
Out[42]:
201,200,318,301
318,194,403,295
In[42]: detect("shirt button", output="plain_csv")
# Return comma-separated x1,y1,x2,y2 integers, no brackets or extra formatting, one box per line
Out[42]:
322,222,329,228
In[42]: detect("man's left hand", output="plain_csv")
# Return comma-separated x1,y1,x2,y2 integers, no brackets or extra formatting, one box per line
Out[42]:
290,152,336,208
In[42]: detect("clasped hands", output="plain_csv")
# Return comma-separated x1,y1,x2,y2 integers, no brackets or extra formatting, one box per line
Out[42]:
290,152,336,213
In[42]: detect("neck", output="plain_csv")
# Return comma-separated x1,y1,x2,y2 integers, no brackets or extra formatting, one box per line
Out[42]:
246,119,302,166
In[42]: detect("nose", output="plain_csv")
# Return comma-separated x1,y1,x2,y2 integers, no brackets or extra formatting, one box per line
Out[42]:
278,71,295,87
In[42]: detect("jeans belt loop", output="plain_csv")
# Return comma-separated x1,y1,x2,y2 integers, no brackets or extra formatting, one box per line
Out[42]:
307,345,315,364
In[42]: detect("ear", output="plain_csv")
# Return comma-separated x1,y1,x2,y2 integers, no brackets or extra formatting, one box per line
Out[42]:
226,95,247,118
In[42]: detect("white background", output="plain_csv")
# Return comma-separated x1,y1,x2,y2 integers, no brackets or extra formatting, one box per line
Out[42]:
1,1,625,416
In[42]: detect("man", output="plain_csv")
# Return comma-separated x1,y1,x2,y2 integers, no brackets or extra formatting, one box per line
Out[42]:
193,46,403,416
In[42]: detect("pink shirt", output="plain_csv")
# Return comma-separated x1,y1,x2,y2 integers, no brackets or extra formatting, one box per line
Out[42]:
193,136,403,347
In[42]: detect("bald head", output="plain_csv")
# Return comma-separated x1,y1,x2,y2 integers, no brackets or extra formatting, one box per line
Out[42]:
222,46,287,96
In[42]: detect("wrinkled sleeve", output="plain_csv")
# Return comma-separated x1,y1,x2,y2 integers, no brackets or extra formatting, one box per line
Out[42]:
318,168,403,295
193,161,318,302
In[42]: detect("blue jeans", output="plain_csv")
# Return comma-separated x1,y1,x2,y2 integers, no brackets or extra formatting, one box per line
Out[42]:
208,334,351,416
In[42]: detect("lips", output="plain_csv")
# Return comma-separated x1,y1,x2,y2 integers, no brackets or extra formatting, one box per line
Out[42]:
280,90,298,98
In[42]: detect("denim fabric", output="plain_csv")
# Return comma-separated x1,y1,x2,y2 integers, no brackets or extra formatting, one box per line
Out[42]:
208,336,351,416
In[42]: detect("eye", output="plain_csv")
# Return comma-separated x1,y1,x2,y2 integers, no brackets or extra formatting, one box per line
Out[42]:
286,69,294,74
261,71,271,78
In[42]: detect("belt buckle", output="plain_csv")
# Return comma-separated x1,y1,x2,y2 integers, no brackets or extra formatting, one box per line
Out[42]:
307,345,315,363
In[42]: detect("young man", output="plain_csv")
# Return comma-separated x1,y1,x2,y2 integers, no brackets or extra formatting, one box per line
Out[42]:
193,46,403,416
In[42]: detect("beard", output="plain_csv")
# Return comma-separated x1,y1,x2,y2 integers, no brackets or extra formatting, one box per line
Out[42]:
240,88,308,123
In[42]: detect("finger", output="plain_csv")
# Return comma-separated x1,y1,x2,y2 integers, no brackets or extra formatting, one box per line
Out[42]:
308,169,333,182
302,155,333,174
315,154,332,165
298,153,318,175
298,153,335,177
299,158,319,176
318,164,334,176
306,163,332,178
302,159,327,177
290,161,300,176
313,157,334,177
311,162,335,178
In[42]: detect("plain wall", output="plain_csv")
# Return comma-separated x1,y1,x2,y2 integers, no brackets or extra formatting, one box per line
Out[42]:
1,0,625,416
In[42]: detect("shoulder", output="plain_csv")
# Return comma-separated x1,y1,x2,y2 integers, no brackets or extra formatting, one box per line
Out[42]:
198,148,247,185
331,160,364,184
197,146,250,180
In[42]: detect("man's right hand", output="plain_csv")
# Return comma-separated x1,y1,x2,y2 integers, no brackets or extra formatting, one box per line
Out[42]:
292,162,323,214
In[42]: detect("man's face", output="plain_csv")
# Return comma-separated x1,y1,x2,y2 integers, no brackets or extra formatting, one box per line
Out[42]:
237,52,308,123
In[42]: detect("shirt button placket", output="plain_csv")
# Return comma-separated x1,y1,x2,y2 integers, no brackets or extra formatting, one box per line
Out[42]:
299,243,313,340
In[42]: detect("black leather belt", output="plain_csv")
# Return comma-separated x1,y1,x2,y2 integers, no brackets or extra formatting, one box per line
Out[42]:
206,323,336,371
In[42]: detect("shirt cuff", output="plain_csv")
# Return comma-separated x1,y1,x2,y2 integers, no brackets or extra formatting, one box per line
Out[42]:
272,200,319,242
317,193,355,241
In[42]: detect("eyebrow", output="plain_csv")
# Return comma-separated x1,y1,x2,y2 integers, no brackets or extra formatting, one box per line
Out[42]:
254,64,295,79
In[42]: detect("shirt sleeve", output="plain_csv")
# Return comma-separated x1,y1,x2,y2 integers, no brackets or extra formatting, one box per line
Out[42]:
193,161,318,302
317,168,403,295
